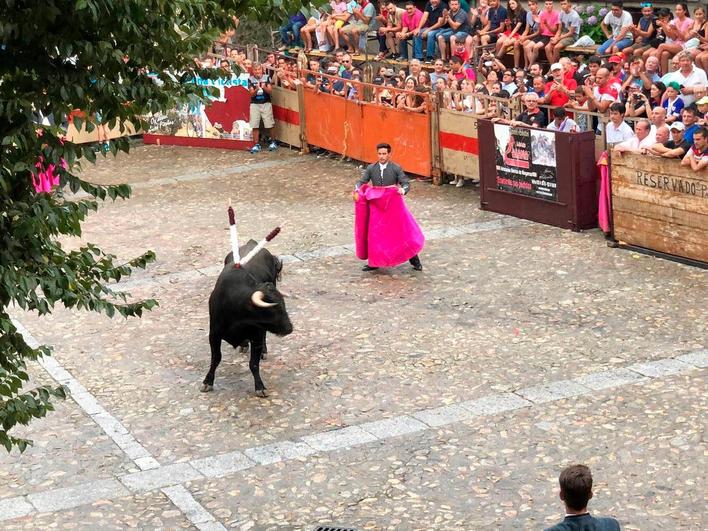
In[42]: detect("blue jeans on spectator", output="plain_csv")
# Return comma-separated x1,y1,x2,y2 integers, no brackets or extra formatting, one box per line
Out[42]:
424,28,445,59
438,29,469,43
597,36,632,54
399,36,415,60
280,21,304,47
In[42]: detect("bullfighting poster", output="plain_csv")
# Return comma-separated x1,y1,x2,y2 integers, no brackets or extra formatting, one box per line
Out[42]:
144,74,253,149
493,124,558,202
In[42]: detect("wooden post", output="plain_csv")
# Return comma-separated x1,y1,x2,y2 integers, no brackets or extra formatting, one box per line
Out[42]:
296,83,309,154
430,92,442,185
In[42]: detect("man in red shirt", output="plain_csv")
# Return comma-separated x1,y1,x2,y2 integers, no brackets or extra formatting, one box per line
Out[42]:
543,62,577,107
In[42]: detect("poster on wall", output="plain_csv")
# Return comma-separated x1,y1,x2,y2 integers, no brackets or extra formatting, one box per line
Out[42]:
145,74,253,142
493,124,558,202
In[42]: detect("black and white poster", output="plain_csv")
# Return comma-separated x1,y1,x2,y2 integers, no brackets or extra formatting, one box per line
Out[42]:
493,124,558,201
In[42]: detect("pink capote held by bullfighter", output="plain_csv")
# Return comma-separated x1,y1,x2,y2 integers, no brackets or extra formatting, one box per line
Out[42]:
354,184,425,267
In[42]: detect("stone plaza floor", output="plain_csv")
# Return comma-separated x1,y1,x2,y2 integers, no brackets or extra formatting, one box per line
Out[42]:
2,144,706,530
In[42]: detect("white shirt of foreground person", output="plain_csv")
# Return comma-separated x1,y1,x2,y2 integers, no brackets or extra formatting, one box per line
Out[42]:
605,120,634,144
614,121,656,153
547,116,579,132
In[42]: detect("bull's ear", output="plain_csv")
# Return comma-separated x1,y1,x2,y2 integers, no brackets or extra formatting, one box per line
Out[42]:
251,290,277,308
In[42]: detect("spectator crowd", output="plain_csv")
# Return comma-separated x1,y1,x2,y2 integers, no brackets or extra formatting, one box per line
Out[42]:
203,1,708,167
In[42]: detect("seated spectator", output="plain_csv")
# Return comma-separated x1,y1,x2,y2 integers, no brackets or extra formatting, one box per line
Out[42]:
397,1,424,60
327,0,353,51
598,1,634,55
301,4,333,53
640,55,662,89
341,0,377,55
377,2,404,59
652,3,693,75
662,81,685,122
478,0,508,46
547,106,578,132
628,3,656,57
614,118,656,153
516,0,541,69
649,121,691,157
605,102,635,145
419,0,450,63
396,76,418,107
279,10,307,50
524,0,558,68
531,75,545,98
624,85,650,117
546,0,580,64
543,62,577,108
681,106,701,143
544,464,620,531
508,92,547,127
681,125,708,169
648,81,666,107
621,57,646,94
495,0,527,60
437,0,471,61
665,51,708,106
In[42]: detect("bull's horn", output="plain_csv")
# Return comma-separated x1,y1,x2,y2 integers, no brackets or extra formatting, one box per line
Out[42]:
251,291,277,308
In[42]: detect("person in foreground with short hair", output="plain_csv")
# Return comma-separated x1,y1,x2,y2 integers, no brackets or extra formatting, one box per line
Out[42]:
614,118,656,154
545,464,620,531
649,122,691,158
355,143,424,272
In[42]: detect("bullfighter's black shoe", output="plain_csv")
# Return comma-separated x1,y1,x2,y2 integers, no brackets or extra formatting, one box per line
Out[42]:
409,255,423,271
362,264,379,272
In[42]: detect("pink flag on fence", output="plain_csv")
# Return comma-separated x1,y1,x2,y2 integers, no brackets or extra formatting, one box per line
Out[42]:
354,184,425,267
596,151,611,233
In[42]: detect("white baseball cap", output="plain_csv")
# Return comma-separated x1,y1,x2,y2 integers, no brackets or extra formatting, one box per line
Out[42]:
550,63,563,71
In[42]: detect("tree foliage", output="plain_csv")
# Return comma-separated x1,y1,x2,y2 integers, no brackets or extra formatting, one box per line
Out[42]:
0,0,303,453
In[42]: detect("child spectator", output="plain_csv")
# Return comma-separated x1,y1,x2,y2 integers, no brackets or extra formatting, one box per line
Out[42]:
662,81,685,122
628,2,656,57
653,3,693,74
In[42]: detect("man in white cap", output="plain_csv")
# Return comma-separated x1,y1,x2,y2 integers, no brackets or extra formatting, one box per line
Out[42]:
648,122,691,158
543,62,577,107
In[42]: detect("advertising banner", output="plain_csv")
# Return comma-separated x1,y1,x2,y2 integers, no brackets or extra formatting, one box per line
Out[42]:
493,124,558,202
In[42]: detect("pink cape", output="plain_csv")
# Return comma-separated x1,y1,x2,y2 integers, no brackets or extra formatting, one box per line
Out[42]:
354,184,425,267
597,151,611,233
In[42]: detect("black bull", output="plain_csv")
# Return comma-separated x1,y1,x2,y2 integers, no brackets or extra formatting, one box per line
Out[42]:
201,240,293,396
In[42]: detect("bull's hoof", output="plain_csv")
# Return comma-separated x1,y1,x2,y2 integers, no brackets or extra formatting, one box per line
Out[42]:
260,351,267,360
200,383,214,393
255,388,268,398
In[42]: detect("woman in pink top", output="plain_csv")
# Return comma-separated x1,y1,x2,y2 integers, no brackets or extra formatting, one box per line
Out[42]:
654,3,693,74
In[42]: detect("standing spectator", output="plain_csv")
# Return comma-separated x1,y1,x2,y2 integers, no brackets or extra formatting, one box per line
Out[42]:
614,118,656,153
417,0,449,63
341,0,377,55
417,70,432,87
662,81,685,122
681,125,708,169
650,121,691,157
665,51,708,106
397,1,424,60
640,55,662,89
527,0,558,67
605,102,634,144
430,59,448,84
681,106,701,144
248,63,277,153
501,69,518,94
628,2,656,57
546,0,580,64
648,81,666,107
584,67,619,115
545,465,620,531
543,62,577,107
566,85,591,131
478,0,508,46
495,0,527,59
279,10,307,50
517,0,541,69
437,0,471,61
598,1,634,55
508,92,548,127
547,106,578,131
653,3,693,75
449,56,476,82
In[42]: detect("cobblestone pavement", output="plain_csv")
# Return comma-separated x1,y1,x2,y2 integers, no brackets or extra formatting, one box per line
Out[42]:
3,145,706,530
